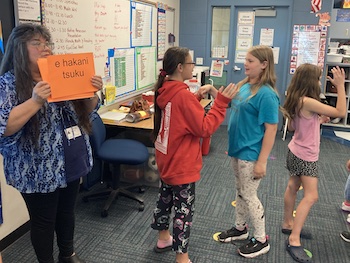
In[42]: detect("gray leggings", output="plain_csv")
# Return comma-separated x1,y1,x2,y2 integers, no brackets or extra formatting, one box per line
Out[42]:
232,158,266,240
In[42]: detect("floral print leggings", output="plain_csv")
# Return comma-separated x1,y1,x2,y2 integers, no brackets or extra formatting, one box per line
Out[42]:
151,181,195,254
232,158,266,240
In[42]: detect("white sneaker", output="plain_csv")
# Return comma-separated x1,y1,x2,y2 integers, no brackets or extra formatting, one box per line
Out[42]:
342,202,350,212
347,214,350,224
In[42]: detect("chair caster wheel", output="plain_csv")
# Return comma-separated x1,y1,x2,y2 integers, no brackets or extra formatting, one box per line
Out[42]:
101,210,108,217
139,187,145,193
82,197,89,203
138,204,145,212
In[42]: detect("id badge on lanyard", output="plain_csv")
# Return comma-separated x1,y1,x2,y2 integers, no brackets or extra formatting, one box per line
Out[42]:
64,125,82,140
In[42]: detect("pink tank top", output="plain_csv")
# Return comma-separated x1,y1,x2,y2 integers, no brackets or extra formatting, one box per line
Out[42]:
288,112,320,162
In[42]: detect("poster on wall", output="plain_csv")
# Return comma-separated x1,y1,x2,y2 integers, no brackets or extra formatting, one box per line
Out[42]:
131,1,153,47
259,28,274,46
108,48,136,97
157,5,166,60
135,46,156,90
289,24,327,74
210,60,224,77
235,11,255,63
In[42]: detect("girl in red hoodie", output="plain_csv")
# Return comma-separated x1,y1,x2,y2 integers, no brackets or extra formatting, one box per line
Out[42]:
150,46,238,263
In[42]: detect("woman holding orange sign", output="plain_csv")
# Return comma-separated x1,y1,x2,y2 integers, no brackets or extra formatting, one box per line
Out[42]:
0,24,102,263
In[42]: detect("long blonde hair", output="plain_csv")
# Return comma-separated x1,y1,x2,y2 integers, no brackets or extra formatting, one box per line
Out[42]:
236,45,278,98
282,63,321,120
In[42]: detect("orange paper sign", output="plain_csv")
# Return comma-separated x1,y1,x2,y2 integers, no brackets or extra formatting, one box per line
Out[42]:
38,52,96,102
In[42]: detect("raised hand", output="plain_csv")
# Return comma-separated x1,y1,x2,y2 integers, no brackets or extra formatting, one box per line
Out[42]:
327,66,345,91
219,83,238,100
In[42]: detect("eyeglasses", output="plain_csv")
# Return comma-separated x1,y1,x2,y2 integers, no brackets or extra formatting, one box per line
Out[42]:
29,41,55,51
183,62,196,65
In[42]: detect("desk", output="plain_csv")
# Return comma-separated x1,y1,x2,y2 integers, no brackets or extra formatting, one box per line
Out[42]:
102,99,212,130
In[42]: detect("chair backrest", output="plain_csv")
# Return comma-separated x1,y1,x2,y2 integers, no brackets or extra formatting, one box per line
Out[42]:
90,114,106,156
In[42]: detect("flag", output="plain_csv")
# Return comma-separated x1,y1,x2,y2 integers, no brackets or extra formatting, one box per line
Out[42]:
311,0,322,13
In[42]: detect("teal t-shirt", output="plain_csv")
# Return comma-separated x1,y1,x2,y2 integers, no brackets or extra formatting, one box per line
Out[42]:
227,83,280,161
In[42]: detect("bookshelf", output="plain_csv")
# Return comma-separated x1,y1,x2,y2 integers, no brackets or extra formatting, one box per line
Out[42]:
322,62,350,128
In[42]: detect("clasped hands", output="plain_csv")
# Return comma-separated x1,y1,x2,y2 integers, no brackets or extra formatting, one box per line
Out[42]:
196,83,238,100
32,75,103,104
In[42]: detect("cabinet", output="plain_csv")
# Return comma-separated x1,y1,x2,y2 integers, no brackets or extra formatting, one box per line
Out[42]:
322,62,350,128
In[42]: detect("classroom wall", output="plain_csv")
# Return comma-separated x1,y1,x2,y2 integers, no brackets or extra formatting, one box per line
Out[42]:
179,0,333,101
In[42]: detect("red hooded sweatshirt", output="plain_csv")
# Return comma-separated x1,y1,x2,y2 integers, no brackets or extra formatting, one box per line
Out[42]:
154,80,231,185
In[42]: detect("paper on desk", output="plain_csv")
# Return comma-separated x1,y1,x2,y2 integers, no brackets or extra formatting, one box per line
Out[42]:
99,111,127,122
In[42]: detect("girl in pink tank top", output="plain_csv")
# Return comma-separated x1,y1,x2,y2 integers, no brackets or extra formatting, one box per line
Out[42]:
281,64,346,263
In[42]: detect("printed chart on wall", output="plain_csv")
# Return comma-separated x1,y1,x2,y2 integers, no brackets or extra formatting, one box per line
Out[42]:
131,1,153,47
289,24,327,74
108,48,136,97
135,46,156,90
42,0,130,76
157,4,166,60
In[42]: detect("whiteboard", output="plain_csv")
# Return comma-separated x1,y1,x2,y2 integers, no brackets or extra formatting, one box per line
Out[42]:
42,0,131,76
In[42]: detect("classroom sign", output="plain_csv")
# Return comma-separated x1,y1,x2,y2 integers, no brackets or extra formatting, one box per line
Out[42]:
38,52,96,102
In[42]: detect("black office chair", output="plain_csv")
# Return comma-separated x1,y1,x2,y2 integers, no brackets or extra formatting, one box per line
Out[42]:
83,114,149,217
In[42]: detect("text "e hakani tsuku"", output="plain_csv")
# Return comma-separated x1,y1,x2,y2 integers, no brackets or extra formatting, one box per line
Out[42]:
54,57,89,79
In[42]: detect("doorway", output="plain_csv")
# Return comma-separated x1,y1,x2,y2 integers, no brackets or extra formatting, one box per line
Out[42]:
209,4,291,97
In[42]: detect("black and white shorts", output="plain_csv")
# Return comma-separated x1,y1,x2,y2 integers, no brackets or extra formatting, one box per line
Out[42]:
286,150,318,177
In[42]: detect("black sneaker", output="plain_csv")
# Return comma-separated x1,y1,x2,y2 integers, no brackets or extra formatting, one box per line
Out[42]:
238,237,270,258
218,227,249,243
340,231,350,243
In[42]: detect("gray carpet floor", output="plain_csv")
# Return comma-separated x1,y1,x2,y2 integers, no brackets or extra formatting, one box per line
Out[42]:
2,126,350,263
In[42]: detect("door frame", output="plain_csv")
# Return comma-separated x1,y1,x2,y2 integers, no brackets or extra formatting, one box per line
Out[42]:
206,0,293,102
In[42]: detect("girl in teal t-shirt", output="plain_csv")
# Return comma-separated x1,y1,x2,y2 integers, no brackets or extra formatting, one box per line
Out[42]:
218,45,279,259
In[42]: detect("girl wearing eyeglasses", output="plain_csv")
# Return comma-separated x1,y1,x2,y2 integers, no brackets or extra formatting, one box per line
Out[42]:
151,46,238,263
